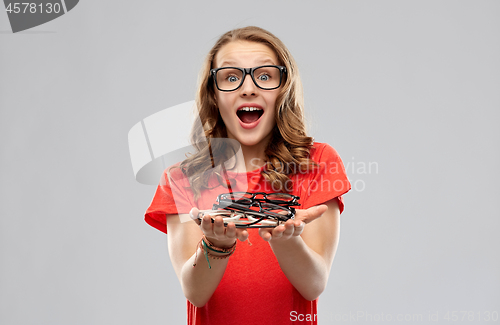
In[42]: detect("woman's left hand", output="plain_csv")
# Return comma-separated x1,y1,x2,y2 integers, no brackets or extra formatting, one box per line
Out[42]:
258,204,328,242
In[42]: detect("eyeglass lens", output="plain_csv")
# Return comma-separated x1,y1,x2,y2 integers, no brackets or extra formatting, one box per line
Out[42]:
222,192,295,204
216,66,281,91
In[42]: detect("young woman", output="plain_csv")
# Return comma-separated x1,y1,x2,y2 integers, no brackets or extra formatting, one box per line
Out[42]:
145,26,351,325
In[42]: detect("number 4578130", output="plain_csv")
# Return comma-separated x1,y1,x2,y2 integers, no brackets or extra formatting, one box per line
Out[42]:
5,3,61,14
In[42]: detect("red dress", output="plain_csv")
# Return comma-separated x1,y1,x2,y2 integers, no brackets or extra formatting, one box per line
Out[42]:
145,142,351,325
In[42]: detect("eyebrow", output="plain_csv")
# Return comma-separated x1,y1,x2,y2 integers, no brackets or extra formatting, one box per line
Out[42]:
218,58,277,68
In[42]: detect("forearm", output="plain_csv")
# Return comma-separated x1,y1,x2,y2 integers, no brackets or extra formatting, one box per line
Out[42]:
269,236,328,301
167,211,249,307
179,244,232,307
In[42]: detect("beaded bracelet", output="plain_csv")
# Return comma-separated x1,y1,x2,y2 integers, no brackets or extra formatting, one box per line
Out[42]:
203,236,237,253
193,236,236,269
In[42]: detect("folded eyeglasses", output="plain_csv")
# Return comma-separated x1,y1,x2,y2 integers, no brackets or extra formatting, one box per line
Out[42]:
197,192,300,228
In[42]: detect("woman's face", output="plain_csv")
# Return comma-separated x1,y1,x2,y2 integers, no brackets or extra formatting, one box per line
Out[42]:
213,40,280,150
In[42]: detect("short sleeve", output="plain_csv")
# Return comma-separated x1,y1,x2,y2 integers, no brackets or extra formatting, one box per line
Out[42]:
300,143,351,213
144,166,195,234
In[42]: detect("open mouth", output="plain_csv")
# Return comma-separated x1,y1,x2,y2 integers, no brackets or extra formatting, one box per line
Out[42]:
236,107,264,124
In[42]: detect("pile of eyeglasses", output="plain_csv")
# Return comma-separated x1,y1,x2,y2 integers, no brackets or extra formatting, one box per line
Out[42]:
198,192,300,228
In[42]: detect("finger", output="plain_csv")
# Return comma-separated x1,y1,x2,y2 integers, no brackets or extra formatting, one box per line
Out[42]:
272,225,286,239
281,220,295,237
225,222,237,239
213,216,225,238
259,228,272,242
190,207,201,225
292,221,305,236
201,214,214,236
297,204,328,224
236,228,249,242
189,207,200,219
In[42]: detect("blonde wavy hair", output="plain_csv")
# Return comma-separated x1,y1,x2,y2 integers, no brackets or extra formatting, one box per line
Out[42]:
178,26,316,199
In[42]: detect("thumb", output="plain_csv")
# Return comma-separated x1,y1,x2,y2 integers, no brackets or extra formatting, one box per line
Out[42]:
190,207,200,220
190,207,202,225
298,204,328,224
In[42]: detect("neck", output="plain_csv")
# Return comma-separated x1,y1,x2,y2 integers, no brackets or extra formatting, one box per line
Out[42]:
240,142,267,172
223,131,273,173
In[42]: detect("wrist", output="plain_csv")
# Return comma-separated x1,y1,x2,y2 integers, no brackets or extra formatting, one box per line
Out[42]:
269,234,302,249
204,236,236,248
193,236,237,269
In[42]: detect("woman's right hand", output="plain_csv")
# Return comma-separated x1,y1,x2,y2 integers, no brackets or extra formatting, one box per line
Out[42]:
190,207,249,248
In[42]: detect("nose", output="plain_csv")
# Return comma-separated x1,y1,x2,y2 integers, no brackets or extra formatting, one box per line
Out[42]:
239,73,257,96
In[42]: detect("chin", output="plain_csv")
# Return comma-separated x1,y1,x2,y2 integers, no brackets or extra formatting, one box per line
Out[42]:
236,138,261,147
234,133,267,147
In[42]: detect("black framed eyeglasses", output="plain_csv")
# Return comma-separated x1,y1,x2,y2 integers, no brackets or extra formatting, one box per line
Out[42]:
213,200,294,221
210,65,287,92
197,192,300,228
197,209,285,228
213,192,297,221
218,192,300,207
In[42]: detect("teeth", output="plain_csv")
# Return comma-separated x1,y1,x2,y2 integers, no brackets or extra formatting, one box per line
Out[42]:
239,107,262,112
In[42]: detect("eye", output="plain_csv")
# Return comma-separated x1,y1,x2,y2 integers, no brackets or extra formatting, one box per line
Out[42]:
257,74,270,81
227,75,239,83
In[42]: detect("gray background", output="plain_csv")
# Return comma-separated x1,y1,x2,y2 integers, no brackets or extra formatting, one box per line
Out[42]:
1,1,499,324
